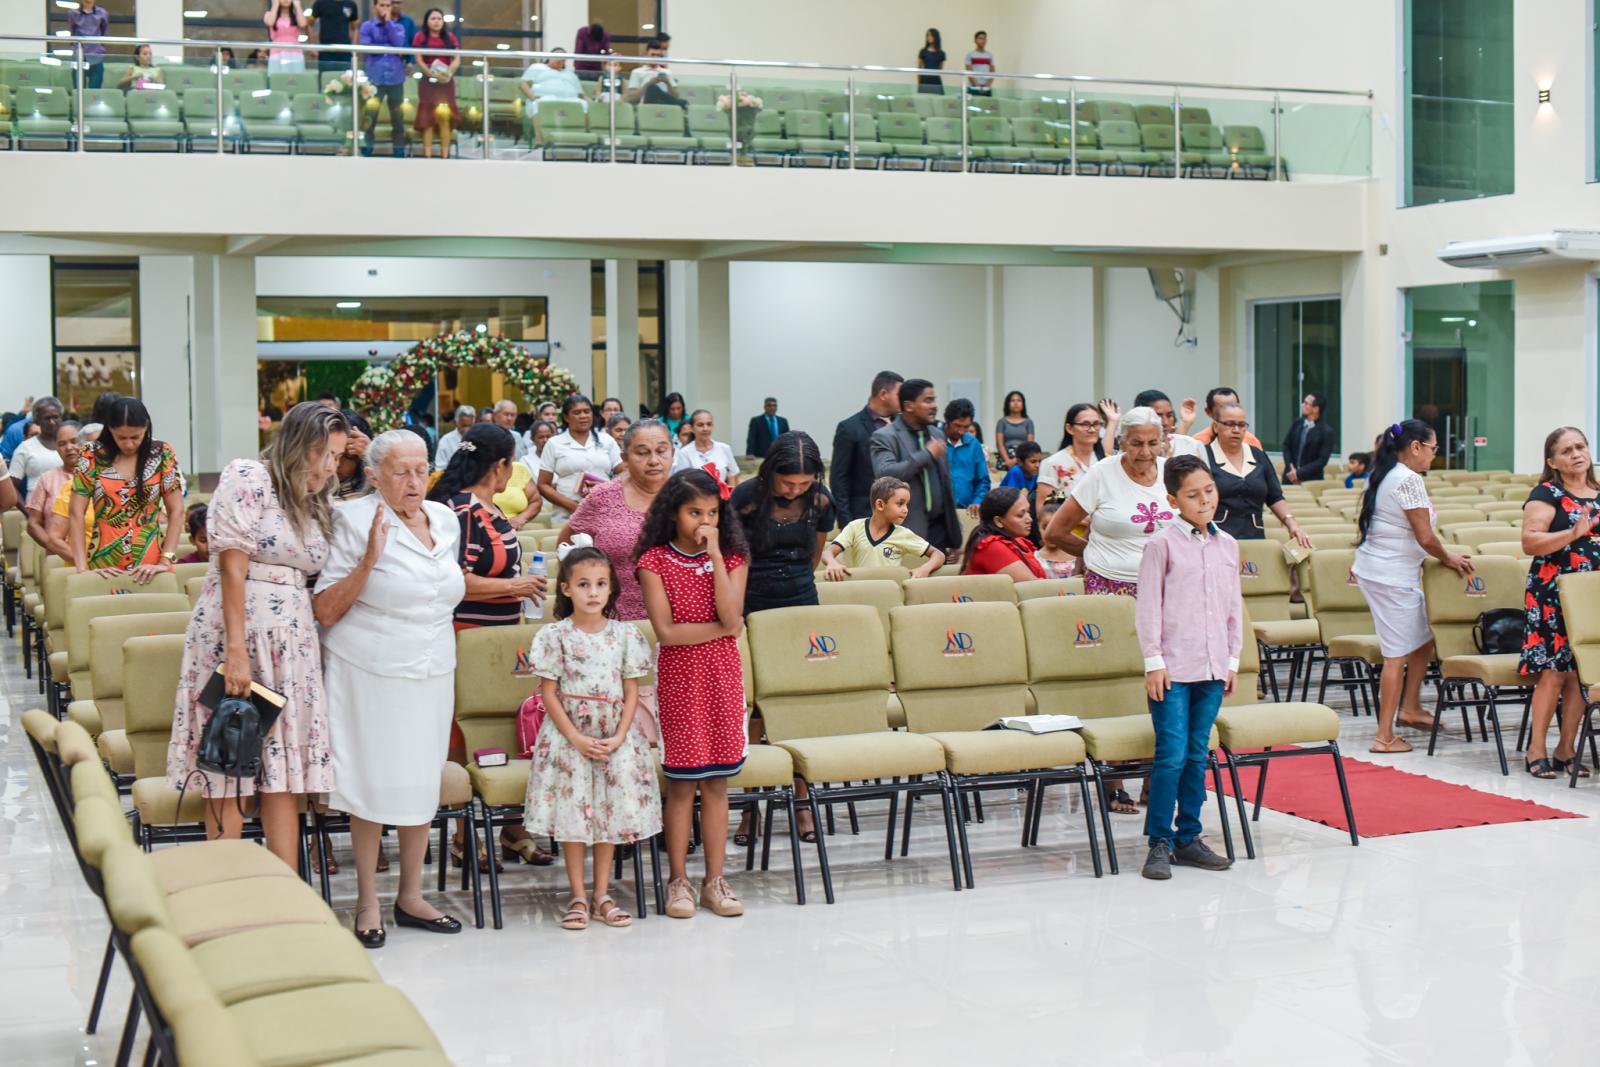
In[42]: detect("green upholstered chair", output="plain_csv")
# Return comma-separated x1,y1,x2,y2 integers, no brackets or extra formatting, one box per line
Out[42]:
238,88,298,150
126,88,186,148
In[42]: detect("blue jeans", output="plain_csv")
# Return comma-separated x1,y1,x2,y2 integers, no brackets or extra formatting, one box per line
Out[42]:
84,62,104,90
1144,679,1224,847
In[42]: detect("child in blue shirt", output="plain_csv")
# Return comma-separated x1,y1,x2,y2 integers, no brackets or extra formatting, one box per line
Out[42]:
1000,442,1043,543
1343,452,1370,489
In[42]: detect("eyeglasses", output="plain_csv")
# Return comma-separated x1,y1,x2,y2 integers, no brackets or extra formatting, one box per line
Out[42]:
1217,420,1250,430
1072,420,1104,430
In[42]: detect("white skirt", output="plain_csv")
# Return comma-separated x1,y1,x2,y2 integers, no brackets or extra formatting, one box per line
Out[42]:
1353,575,1433,659
324,648,453,826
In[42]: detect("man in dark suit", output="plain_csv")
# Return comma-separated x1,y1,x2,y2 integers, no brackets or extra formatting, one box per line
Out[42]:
744,396,789,459
830,370,903,525
1282,392,1333,483
869,378,961,553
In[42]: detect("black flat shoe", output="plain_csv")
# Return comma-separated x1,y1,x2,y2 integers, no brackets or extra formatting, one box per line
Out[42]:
393,902,462,934
353,920,386,949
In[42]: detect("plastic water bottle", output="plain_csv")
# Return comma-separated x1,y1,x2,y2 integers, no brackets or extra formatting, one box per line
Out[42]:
524,552,547,619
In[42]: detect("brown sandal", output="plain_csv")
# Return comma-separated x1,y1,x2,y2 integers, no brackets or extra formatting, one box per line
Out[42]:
310,834,338,876
1370,735,1413,753
590,894,633,928
560,898,590,930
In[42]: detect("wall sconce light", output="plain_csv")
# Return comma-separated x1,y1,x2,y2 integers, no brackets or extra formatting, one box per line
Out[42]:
1538,87,1552,105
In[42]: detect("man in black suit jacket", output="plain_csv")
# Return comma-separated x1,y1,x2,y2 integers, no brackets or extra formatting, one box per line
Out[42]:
829,370,903,525
1282,392,1333,483
869,378,961,553
744,396,789,459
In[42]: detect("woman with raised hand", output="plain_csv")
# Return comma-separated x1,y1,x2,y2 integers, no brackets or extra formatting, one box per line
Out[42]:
1352,419,1473,754
1519,426,1600,779
314,428,467,947
167,402,348,869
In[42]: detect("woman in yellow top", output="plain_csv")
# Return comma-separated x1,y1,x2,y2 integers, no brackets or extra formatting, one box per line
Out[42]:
68,397,184,583
493,419,555,527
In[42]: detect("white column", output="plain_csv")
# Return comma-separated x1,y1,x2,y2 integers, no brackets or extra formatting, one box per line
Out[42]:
982,265,1003,428
0,4,45,36
0,256,55,406
1513,266,1588,473
189,255,258,474
138,256,196,473
137,0,185,61
541,0,587,57
605,259,640,415
667,260,732,433
1340,248,1399,456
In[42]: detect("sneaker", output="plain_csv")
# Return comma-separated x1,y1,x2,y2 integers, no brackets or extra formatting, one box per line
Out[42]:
700,875,744,917
665,877,696,919
1173,838,1232,871
1141,841,1172,880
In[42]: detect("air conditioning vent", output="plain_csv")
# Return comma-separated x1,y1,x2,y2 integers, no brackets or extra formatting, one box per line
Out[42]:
1438,231,1600,270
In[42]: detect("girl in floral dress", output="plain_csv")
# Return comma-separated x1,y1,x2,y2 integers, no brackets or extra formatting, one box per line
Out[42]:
635,470,750,920
523,546,660,929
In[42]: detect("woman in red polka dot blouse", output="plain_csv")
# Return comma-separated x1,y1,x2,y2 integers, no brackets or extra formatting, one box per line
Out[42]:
635,469,751,920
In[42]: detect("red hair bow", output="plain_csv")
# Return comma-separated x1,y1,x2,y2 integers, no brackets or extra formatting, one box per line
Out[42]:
702,462,733,501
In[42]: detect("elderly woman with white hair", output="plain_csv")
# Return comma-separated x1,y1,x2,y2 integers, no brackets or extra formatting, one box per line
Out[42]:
1044,405,1173,596
313,428,467,948
167,401,349,869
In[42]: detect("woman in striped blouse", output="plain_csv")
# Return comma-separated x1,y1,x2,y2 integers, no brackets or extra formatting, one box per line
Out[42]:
428,423,553,866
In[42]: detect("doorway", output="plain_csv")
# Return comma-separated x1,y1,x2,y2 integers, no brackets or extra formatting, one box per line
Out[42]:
1404,281,1514,471
1251,297,1341,453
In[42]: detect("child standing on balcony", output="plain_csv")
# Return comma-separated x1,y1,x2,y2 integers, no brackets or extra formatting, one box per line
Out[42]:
1134,455,1242,881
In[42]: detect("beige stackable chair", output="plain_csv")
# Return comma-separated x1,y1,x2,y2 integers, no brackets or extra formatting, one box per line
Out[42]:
1557,572,1600,786
65,602,191,780
1237,538,1323,700
1015,576,1086,600
748,604,962,902
1420,555,1532,775
1303,549,1380,714
899,572,1019,606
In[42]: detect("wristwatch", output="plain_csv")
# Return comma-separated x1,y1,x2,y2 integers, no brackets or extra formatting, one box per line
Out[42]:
161,551,178,564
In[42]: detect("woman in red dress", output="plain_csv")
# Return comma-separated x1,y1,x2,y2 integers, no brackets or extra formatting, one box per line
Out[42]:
961,487,1047,581
635,469,749,921
412,7,461,159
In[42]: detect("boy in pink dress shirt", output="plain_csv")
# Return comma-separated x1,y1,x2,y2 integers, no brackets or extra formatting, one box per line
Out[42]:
1134,454,1243,880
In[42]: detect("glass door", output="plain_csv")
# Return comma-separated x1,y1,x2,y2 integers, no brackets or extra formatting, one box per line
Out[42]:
1251,297,1341,453
1404,281,1514,471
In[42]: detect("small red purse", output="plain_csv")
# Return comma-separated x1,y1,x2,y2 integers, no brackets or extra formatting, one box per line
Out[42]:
515,693,546,759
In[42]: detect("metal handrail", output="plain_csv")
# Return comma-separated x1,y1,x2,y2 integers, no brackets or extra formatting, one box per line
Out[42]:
0,32,1373,98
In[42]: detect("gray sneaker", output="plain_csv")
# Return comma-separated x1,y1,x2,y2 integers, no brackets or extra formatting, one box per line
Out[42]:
1141,841,1173,880
1173,838,1232,870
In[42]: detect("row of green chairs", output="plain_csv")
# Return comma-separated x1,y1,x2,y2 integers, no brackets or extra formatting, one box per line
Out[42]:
1,86,381,152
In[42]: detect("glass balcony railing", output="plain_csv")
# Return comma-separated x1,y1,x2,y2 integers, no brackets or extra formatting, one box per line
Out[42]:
0,34,1372,181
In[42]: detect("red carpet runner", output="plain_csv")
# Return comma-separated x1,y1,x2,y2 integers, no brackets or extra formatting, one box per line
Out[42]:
1214,752,1585,837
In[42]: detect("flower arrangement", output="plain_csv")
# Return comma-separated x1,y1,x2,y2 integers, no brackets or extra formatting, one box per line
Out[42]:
349,333,580,433
324,69,376,101
715,91,764,112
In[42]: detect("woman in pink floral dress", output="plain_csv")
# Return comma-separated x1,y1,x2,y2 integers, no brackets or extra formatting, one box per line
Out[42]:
167,403,348,870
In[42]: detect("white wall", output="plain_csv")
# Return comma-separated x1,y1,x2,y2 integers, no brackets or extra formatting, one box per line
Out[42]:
138,256,197,471
1100,266,1221,421
0,256,55,407
254,257,595,392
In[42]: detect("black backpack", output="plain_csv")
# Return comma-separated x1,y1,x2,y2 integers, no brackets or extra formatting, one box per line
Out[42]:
1473,609,1525,655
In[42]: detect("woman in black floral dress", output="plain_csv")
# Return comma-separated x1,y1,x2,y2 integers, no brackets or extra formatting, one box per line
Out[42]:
1519,427,1600,778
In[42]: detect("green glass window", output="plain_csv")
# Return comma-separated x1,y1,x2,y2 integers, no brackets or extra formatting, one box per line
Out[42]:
1252,298,1341,455
1403,0,1514,205
1404,281,1514,472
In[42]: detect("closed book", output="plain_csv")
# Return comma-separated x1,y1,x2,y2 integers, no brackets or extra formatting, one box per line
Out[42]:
197,668,286,717
986,714,1082,734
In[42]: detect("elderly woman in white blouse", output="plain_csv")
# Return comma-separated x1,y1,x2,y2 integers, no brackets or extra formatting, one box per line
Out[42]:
537,393,621,523
670,408,741,486
314,429,466,948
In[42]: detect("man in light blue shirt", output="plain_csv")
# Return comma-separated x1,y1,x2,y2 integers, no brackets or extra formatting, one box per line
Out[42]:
942,398,989,513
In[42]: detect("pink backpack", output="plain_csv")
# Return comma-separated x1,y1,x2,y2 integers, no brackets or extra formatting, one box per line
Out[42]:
515,694,545,759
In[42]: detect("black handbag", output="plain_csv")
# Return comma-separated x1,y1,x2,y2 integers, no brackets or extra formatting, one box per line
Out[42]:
1473,608,1525,655
195,694,282,782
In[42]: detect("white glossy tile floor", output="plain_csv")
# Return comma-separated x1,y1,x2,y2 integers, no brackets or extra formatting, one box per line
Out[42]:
5,634,1598,1066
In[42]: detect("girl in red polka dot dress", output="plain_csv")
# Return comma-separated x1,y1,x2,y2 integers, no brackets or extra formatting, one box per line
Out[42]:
635,469,750,919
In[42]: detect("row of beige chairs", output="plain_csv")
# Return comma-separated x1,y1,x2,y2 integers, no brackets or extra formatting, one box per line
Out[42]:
23,716,451,1067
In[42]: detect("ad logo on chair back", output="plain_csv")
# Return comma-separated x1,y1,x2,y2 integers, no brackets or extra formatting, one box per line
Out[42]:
1464,575,1487,597
951,592,973,603
943,628,974,656
512,645,535,677
109,587,133,596
806,631,839,660
1239,561,1260,578
1074,620,1103,647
